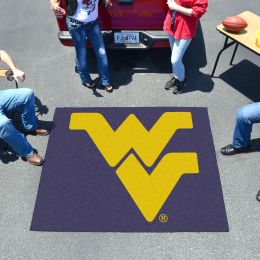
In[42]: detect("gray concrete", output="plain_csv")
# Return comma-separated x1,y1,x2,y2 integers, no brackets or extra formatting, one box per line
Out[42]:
0,0,259,259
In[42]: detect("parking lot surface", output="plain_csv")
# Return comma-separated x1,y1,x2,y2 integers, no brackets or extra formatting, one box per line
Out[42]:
0,1,259,259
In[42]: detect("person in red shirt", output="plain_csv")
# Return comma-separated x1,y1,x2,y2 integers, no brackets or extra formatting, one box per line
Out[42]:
163,0,208,94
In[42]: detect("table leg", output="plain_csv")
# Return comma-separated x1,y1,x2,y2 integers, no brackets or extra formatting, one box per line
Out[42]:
211,37,236,77
230,42,239,65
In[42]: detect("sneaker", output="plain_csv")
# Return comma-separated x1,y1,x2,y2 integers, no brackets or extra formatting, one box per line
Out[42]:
164,76,176,90
172,79,186,94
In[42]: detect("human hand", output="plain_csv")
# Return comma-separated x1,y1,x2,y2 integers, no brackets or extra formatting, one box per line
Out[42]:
167,0,179,11
104,0,112,8
12,68,25,84
51,1,66,18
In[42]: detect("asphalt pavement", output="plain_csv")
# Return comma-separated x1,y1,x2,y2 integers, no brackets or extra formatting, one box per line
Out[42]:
0,1,259,259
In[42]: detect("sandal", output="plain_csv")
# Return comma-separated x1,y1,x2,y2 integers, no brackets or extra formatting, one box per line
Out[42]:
104,85,113,93
82,82,96,89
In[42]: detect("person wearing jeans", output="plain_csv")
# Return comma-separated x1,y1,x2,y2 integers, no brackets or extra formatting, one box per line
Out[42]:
0,50,49,166
221,103,260,202
51,0,113,93
163,0,208,94
168,36,192,84
221,102,260,155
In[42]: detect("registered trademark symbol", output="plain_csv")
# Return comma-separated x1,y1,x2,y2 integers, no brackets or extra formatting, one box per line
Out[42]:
159,214,168,223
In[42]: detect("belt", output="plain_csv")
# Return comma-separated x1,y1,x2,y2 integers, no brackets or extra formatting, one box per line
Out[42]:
68,17,98,25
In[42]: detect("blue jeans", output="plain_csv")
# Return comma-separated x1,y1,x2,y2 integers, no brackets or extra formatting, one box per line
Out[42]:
0,88,37,157
67,17,110,86
232,102,260,148
168,35,192,82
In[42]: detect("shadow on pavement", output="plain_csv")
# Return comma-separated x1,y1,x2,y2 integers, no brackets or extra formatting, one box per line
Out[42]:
88,48,171,90
250,138,260,152
12,96,52,133
183,22,214,94
86,22,213,92
0,140,19,164
219,60,260,102
35,96,49,117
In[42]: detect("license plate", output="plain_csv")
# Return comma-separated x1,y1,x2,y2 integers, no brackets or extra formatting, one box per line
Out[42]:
114,32,140,44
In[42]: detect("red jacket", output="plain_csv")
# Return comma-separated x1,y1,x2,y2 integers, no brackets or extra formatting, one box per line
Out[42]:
163,0,208,40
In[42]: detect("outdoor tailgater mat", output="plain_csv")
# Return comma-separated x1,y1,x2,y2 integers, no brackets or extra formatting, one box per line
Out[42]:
30,107,229,232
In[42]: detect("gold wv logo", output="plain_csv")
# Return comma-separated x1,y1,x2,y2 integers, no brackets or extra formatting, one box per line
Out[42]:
70,112,199,222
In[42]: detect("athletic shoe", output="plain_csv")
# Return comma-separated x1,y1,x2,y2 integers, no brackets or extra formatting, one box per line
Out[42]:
164,76,176,90
172,79,186,94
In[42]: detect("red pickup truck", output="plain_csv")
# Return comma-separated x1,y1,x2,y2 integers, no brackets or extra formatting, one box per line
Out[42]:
56,0,169,49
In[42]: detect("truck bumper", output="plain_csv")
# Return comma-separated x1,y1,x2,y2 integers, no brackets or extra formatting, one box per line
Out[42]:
58,30,169,49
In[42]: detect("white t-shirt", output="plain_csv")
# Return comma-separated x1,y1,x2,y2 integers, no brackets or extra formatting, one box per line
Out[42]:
71,0,99,23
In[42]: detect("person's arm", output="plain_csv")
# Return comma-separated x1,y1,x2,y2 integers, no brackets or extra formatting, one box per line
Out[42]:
167,0,208,18
50,0,66,18
190,0,208,19
104,0,112,8
0,50,25,83
167,0,193,16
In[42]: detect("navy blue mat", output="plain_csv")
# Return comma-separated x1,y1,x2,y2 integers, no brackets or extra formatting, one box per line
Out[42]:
31,107,229,232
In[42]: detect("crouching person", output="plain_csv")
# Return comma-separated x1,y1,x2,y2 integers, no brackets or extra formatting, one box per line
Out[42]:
221,102,260,155
0,50,49,166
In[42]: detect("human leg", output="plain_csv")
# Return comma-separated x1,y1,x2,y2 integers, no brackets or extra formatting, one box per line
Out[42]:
87,22,111,88
67,18,93,85
0,88,37,131
168,34,174,50
0,113,33,157
171,38,191,82
171,38,191,94
232,102,260,148
165,36,191,93
221,102,260,155
165,35,176,90
0,88,49,136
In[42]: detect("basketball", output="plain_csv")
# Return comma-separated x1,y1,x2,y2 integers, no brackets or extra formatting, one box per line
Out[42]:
222,16,248,32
